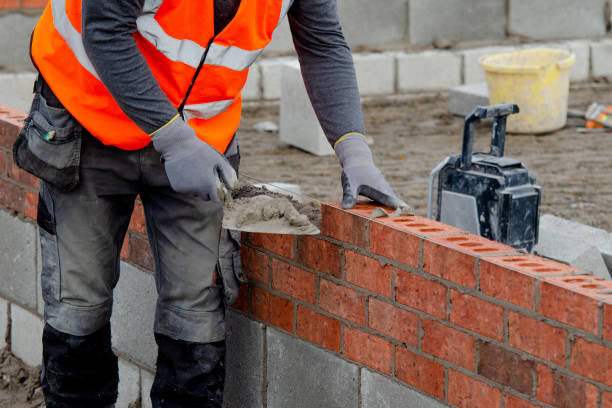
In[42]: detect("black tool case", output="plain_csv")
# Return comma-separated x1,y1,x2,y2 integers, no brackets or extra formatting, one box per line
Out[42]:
427,103,542,252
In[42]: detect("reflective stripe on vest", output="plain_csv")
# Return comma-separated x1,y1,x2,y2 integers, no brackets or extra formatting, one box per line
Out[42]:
34,0,293,151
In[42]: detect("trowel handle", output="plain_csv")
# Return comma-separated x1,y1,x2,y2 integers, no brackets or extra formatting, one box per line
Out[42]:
461,103,519,170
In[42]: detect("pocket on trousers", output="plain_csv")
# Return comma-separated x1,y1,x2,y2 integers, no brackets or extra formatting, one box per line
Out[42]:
13,88,82,192
38,185,61,303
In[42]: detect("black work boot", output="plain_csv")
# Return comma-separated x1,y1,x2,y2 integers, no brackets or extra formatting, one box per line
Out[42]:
151,333,225,408
41,323,118,408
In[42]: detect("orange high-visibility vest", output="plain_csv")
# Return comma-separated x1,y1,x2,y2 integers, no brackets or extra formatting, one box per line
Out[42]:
31,0,292,152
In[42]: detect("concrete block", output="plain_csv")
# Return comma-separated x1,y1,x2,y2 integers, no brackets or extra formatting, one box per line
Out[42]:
361,369,446,408
0,210,38,309
224,310,265,408
261,57,296,100
0,13,39,71
462,46,517,84
266,328,358,408
534,214,612,274
397,51,461,92
508,0,607,40
117,359,141,408
111,262,157,369
263,19,295,55
353,53,395,95
337,0,407,48
140,369,154,408
0,298,7,350
243,64,261,101
449,83,489,117
279,61,334,156
409,0,506,45
0,72,37,113
571,247,611,280
591,40,612,78
10,304,43,367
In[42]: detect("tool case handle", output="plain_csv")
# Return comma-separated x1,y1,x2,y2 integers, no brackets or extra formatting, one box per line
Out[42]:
461,103,519,170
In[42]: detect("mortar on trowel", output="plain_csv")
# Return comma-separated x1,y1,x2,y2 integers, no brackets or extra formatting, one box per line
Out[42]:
222,182,321,235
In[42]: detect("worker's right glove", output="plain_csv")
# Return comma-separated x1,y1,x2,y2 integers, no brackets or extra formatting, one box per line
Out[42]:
151,115,238,201
335,134,406,210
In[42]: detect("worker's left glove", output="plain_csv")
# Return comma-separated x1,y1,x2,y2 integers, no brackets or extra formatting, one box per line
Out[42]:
335,134,406,210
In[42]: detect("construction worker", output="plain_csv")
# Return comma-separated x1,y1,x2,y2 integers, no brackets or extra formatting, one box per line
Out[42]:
15,0,406,406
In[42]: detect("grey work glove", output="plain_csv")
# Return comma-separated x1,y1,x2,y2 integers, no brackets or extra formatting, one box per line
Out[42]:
335,134,406,210
217,229,247,305
151,116,238,201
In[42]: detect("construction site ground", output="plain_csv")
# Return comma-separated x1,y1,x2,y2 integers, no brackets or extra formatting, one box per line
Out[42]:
239,83,612,233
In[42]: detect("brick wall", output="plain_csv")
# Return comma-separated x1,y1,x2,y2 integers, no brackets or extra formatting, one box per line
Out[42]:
1,104,611,407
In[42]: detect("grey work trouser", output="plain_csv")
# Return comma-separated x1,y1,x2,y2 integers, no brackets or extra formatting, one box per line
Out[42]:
38,131,240,343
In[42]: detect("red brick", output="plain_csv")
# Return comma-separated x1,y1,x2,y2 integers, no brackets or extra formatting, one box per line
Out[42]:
7,160,39,189
251,287,294,332
368,298,418,346
483,255,578,278
345,250,392,297
22,0,48,7
128,200,147,234
24,190,38,220
395,347,444,398
0,105,25,147
450,290,504,341
0,177,24,214
375,214,461,237
603,391,612,408
231,284,249,313
318,279,366,325
0,149,6,175
428,233,516,256
448,369,502,408
296,306,341,352
479,260,536,310
423,240,476,287
369,221,419,268
296,236,342,278
569,337,612,386
321,203,369,248
120,233,130,259
605,304,612,341
128,233,154,271
0,1,19,9
477,341,534,395
250,233,294,259
538,279,600,334
536,364,599,408
271,259,316,304
396,270,446,319
505,395,539,408
343,326,392,374
422,319,475,370
508,312,566,366
240,246,270,284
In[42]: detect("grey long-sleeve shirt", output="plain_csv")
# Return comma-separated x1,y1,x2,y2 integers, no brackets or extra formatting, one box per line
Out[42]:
81,0,365,146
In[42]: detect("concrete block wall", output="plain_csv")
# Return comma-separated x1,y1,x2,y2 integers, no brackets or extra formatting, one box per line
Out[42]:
1,105,612,407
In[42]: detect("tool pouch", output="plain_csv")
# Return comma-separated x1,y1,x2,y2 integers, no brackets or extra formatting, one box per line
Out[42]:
13,76,82,192
217,228,248,305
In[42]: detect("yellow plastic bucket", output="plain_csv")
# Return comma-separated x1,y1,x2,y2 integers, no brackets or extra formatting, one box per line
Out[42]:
479,48,575,134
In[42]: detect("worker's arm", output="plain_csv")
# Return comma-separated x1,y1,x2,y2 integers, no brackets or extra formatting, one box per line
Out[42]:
288,0,406,209
81,0,236,201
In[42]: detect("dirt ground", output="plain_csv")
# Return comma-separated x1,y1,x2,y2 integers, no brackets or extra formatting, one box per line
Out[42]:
0,349,43,408
239,83,612,232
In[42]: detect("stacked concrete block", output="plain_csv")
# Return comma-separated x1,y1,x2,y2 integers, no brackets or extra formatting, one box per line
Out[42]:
462,46,517,84
409,0,506,44
266,329,359,408
337,0,407,48
591,40,612,78
0,13,39,71
0,298,7,349
141,369,155,408
353,53,395,95
508,0,607,40
397,51,461,92
566,41,591,82
117,359,141,408
111,262,158,368
0,72,37,113
224,310,265,408
449,83,489,117
279,61,334,156
261,57,296,100
242,64,261,101
263,19,295,55
0,211,38,310
11,304,44,367
361,369,445,408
